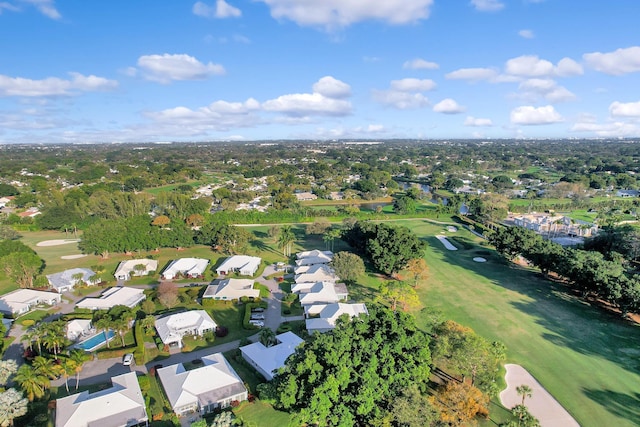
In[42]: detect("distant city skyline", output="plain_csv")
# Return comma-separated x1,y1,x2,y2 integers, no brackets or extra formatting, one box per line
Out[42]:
1,0,639,143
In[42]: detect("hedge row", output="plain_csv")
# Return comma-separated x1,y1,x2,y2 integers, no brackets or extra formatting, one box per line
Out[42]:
243,301,268,330
134,321,145,365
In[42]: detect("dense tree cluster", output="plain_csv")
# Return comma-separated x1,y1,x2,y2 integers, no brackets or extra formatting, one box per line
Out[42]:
342,221,426,275
261,305,433,426
489,226,640,314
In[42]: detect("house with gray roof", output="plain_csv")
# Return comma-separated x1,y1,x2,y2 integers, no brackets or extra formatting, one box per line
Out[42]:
157,352,247,417
203,278,260,301
114,259,158,281
46,268,98,293
240,332,304,381
55,372,148,427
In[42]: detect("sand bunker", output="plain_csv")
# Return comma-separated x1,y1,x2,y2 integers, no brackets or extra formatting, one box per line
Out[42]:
61,254,87,260
473,257,487,262
435,235,458,251
37,239,80,247
500,364,579,427
447,226,458,232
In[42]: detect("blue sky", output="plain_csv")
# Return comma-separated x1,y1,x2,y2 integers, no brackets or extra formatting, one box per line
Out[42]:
1,0,640,143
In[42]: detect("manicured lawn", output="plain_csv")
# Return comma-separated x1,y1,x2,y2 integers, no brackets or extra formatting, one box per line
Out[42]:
232,400,292,427
396,219,640,427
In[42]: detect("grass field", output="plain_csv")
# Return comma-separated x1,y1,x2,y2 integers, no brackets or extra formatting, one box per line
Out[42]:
401,219,640,427
8,221,640,426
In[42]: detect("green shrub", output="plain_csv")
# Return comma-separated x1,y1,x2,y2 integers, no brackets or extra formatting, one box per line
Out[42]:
137,375,150,392
243,301,267,329
21,319,35,327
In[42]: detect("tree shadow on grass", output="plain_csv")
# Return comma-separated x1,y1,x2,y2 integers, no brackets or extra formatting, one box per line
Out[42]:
249,239,279,255
252,230,268,239
582,388,640,426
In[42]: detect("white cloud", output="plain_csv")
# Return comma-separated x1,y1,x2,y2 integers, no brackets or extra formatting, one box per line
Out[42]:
390,78,436,92
505,55,554,77
0,73,117,97
0,2,19,13
22,0,60,19
556,58,583,77
510,105,563,125
372,90,429,109
518,29,534,39
433,98,466,114
470,0,504,12
464,116,493,126
518,78,576,103
312,76,352,99
445,67,498,82
505,55,582,77
403,58,439,70
137,54,225,83
571,121,639,137
256,0,433,29
193,0,241,18
609,100,640,117
583,46,640,75
144,98,261,131
262,93,352,117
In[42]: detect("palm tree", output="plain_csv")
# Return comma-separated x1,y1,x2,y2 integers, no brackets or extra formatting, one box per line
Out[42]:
20,329,35,353
277,226,295,257
14,365,49,401
31,356,59,380
68,350,89,390
94,317,113,349
516,384,533,406
259,328,276,347
112,317,128,347
58,359,76,394
141,315,156,335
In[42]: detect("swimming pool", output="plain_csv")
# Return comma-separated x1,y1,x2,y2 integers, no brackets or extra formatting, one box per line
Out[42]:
75,330,115,351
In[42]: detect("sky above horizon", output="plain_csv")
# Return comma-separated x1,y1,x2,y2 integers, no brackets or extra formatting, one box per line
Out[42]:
1,0,640,143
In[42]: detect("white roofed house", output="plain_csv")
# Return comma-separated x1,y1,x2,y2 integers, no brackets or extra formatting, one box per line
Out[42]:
0,289,61,317
66,319,93,341
157,352,247,417
295,249,333,267
305,303,368,333
47,268,98,293
240,331,304,381
292,281,348,306
215,255,262,277
155,310,216,349
162,258,209,280
114,259,158,281
203,278,260,301
294,264,339,284
55,372,148,427
76,287,146,310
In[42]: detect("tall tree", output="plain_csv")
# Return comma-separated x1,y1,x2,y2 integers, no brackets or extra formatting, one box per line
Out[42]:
516,384,533,407
404,258,429,287
330,252,365,283
277,225,295,257
157,282,179,308
0,252,44,288
267,305,431,426
14,365,49,402
431,381,489,427
379,281,421,312
31,356,59,380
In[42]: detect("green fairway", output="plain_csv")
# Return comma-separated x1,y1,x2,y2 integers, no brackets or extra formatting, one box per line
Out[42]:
401,219,640,427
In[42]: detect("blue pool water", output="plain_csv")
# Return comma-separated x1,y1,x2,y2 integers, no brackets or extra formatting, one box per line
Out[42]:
76,330,115,351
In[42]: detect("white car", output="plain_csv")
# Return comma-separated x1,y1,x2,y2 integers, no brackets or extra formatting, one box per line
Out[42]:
248,320,264,327
123,353,134,366
250,314,265,320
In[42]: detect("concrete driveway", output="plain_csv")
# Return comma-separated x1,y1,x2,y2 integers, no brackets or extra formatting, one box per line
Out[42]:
51,355,148,388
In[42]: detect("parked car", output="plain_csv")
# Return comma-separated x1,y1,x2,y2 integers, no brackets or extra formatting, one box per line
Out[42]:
250,314,265,320
249,320,264,327
123,353,134,366
251,307,265,313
